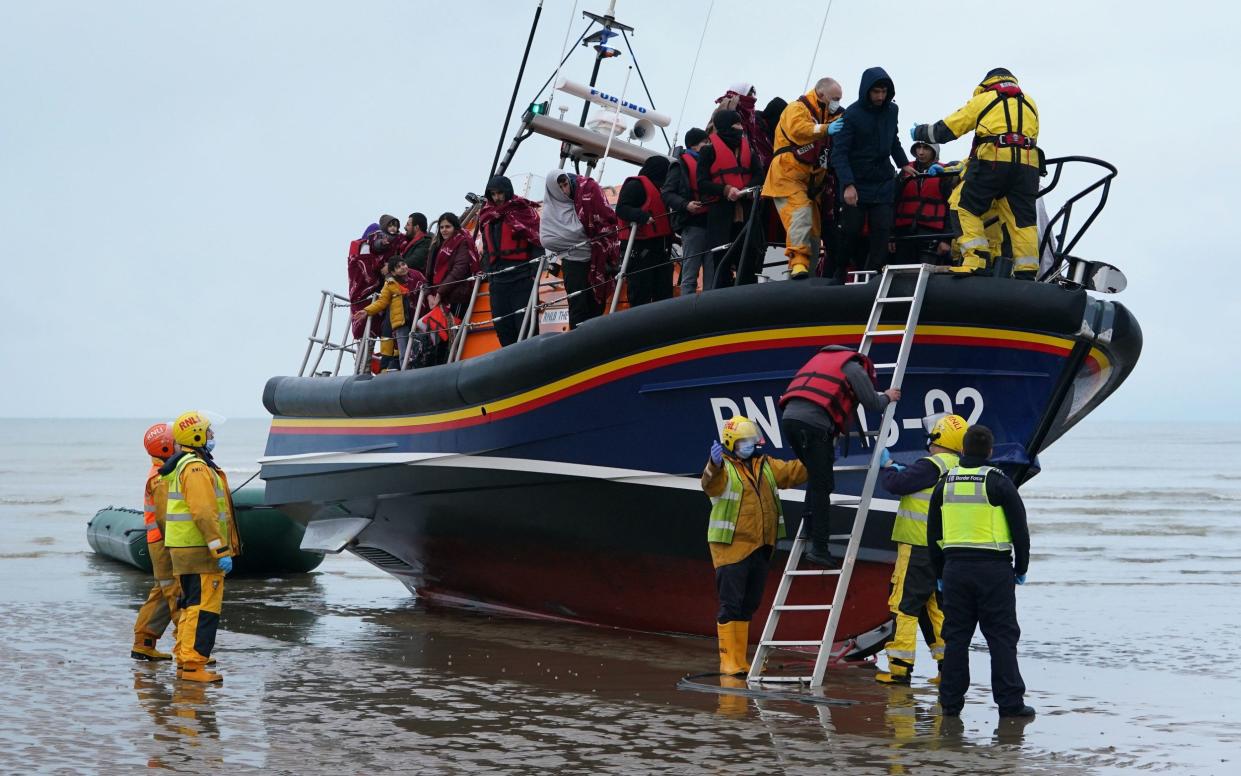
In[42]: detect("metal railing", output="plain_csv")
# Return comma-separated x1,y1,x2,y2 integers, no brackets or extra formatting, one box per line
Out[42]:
299,290,366,377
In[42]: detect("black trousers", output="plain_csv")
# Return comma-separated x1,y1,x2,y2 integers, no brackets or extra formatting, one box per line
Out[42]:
840,201,894,272
562,260,601,329
625,238,673,307
892,226,951,266
940,557,1027,712
781,418,837,549
716,546,772,623
489,263,537,346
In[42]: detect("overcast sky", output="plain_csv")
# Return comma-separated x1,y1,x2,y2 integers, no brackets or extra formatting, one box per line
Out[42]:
1,0,1235,422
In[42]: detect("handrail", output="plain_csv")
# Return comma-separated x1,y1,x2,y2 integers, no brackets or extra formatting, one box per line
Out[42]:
299,290,364,377
1036,156,1118,282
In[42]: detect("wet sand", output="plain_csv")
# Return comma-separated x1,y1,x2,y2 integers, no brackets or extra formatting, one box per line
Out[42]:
1,419,1239,773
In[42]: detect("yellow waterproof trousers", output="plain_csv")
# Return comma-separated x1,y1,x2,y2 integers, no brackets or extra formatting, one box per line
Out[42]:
175,572,224,668
773,193,821,274
132,578,179,645
951,159,1040,275
884,543,945,675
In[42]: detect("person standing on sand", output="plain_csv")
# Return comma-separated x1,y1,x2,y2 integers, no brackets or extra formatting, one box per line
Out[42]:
130,423,180,662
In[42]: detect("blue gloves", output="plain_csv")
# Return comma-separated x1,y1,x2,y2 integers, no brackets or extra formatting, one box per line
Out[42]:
909,122,919,141
1015,573,1027,585
879,448,905,470
926,164,944,176
936,579,943,593
710,440,724,466
218,556,234,575
827,117,844,136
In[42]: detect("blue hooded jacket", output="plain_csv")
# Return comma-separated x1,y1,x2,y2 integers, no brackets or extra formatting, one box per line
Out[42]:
831,67,909,204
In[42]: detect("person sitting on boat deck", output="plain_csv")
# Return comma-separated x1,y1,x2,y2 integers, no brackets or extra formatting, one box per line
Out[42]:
409,290,457,368
540,170,619,329
874,413,969,686
911,68,1041,278
763,76,844,280
832,67,916,274
927,424,1035,718
616,155,674,308
779,345,900,567
661,128,712,295
480,175,543,346
400,212,432,276
703,416,808,676
130,423,180,662
714,82,774,170
161,411,239,684
890,141,954,265
427,212,480,313
352,256,427,371
697,109,765,287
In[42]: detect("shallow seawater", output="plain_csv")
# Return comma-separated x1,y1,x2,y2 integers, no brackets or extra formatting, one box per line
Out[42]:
0,419,1239,774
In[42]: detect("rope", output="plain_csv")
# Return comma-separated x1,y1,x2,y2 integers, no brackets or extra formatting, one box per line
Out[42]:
546,0,580,105
802,0,836,92
672,0,714,146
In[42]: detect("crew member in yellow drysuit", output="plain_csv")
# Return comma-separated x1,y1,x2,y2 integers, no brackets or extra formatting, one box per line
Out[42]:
130,423,179,661
163,411,239,683
763,77,843,279
912,68,1041,277
874,414,969,685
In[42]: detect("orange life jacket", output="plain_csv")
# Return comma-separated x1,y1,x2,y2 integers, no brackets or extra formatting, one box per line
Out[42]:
423,305,457,343
708,133,752,190
779,349,878,431
618,175,673,241
143,465,162,544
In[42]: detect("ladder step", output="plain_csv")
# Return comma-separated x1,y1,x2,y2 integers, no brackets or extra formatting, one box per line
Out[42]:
828,534,852,540
873,362,898,370
760,640,825,647
876,296,915,303
773,604,833,611
863,329,906,337
748,675,811,684
786,569,843,576
833,464,871,472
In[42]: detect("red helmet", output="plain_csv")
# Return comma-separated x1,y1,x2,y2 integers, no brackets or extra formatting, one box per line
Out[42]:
143,423,174,460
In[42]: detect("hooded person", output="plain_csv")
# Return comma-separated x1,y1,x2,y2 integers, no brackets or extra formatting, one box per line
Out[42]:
697,109,766,287
832,67,916,273
479,174,543,346
540,170,619,329
911,68,1041,277
662,128,714,294
763,77,844,279
616,155,674,307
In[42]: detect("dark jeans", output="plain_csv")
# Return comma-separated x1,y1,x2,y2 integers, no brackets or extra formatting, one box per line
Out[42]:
841,201,894,272
782,418,837,550
489,262,536,346
939,556,1027,713
715,546,772,623
625,239,673,307
562,260,601,329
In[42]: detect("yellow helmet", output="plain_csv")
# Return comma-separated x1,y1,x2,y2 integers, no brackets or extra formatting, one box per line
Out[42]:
721,416,762,453
927,414,969,453
172,410,211,448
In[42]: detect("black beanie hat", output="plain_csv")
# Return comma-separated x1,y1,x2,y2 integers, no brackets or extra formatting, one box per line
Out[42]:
685,127,708,147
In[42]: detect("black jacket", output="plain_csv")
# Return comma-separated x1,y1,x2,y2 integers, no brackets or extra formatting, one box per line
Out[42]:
661,149,707,233
927,454,1031,577
831,66,910,204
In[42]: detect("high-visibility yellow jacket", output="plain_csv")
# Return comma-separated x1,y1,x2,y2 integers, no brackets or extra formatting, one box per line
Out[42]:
925,73,1040,168
762,90,839,199
163,452,240,575
702,454,807,568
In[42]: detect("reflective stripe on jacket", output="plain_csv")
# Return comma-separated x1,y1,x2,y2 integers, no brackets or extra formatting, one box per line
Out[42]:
618,176,673,241
939,465,1013,551
164,454,230,550
891,452,958,546
707,459,786,544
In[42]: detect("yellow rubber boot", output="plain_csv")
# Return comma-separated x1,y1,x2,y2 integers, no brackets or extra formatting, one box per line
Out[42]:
731,621,752,674
176,664,223,683
875,658,913,685
717,622,748,676
131,635,173,661
788,255,811,280
950,254,988,275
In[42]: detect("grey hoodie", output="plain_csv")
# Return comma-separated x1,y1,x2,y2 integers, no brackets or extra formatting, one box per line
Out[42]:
539,170,591,262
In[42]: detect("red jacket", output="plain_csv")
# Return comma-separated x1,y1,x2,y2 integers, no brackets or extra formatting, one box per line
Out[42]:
894,171,949,231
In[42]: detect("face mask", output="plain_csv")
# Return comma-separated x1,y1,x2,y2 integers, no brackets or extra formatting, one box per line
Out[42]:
827,98,840,113
735,439,757,459
205,438,216,453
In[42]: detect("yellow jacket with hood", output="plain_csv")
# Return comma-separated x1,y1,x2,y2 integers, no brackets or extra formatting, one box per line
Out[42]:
145,457,175,581
162,451,241,575
762,90,840,198
702,454,807,568
922,71,1040,168
363,276,411,330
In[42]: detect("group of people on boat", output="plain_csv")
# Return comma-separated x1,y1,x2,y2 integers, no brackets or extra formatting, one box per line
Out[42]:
345,66,1041,370
704,346,1034,718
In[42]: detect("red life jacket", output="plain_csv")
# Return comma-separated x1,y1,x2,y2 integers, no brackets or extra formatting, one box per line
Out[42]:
680,151,700,200
143,465,162,544
482,219,532,264
422,305,457,343
619,176,673,241
894,174,948,231
708,132,752,190
779,348,878,431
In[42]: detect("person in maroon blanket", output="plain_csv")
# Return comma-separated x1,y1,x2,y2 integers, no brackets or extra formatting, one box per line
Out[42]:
348,217,400,340
426,212,480,313
714,82,773,170
478,175,543,346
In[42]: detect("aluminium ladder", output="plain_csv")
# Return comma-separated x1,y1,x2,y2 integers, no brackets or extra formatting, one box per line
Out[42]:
748,263,936,688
